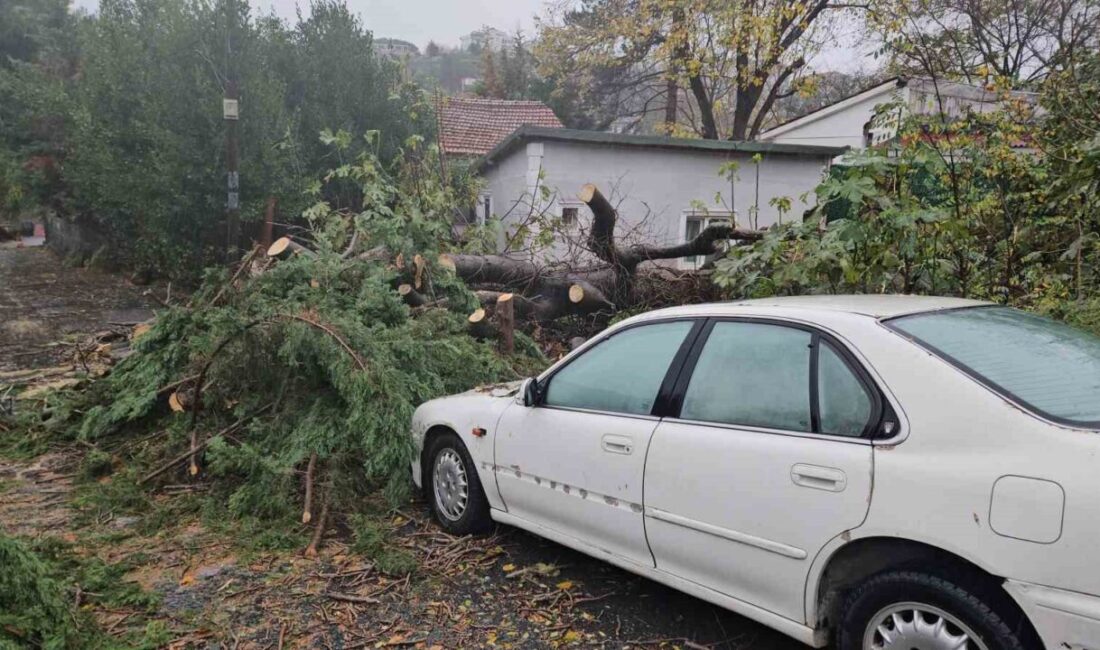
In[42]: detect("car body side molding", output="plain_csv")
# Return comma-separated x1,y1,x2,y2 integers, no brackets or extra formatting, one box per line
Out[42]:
646,507,809,560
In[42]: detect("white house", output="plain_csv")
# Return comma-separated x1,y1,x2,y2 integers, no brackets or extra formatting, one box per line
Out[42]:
757,77,1041,150
375,38,420,58
459,27,509,53
474,126,845,268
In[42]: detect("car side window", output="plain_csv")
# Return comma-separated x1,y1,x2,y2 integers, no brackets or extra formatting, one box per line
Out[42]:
544,321,694,416
818,341,873,436
680,322,812,431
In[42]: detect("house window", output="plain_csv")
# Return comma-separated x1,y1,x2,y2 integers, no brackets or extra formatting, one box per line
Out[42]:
479,195,492,226
561,206,578,227
682,212,733,269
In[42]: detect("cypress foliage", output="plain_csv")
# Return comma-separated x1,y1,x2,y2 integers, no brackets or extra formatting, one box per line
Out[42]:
0,534,79,649
51,140,540,545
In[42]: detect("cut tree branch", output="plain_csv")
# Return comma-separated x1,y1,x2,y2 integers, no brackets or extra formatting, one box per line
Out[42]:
579,183,763,271
622,223,764,266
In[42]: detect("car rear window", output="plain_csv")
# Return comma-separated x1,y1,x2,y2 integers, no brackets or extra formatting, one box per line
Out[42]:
889,306,1100,427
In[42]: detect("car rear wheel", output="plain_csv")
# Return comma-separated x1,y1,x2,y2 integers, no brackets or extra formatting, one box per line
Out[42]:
838,571,1031,650
425,432,491,535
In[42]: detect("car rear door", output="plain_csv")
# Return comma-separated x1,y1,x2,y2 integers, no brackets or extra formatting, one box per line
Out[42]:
643,318,879,622
494,319,701,568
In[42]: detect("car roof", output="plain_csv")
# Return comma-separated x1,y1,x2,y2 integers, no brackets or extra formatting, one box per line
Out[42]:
631,294,991,321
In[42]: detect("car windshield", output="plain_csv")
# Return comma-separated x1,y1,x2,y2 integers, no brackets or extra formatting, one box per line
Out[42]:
889,306,1100,427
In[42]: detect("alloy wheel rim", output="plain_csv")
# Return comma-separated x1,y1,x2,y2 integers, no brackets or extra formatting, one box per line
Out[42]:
863,601,988,650
432,448,469,522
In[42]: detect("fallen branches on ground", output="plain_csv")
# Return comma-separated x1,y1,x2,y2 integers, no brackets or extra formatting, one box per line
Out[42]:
29,145,541,555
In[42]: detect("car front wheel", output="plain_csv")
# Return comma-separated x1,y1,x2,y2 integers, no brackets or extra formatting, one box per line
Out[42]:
838,571,1032,650
425,432,491,535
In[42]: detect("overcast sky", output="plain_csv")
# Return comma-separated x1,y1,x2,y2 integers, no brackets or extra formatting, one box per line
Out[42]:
71,0,868,72
72,0,550,49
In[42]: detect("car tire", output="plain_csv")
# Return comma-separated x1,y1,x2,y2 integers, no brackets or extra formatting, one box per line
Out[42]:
424,432,492,535
837,570,1032,650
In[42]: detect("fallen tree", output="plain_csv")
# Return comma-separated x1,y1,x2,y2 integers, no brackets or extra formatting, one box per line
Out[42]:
13,144,548,555
15,140,762,555
271,182,762,327
444,183,762,322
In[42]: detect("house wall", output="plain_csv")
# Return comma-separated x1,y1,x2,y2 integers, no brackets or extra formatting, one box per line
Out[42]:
763,79,1033,150
483,143,538,226
481,139,833,263
762,87,906,149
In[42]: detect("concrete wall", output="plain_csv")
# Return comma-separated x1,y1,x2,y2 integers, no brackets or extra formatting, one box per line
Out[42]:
484,143,536,227
44,214,109,265
762,79,1025,150
762,86,905,149
481,139,833,264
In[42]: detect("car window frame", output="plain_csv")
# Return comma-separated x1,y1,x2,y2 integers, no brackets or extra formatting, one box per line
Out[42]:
535,317,707,419
884,305,1100,430
666,317,886,440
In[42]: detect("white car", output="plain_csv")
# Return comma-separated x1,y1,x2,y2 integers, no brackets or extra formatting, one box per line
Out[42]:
410,295,1100,650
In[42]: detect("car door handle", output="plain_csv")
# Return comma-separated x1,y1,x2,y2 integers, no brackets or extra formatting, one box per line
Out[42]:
791,464,847,492
601,434,634,455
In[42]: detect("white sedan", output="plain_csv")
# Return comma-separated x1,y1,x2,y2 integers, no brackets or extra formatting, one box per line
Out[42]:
410,295,1100,650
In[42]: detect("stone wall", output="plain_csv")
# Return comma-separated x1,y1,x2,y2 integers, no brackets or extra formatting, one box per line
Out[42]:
44,214,110,265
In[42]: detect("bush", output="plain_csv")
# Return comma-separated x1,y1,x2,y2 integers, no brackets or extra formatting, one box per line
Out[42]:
0,533,80,649
349,514,417,576
1,0,434,281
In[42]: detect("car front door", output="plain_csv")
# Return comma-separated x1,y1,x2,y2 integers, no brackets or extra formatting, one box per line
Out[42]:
644,319,881,622
494,319,701,568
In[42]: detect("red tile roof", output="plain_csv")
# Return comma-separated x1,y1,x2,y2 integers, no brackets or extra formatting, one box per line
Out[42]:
438,96,563,156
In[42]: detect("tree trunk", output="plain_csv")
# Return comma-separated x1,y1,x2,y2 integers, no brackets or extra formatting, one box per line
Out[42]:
267,236,316,260
688,74,719,140
664,77,678,131
267,183,763,327
496,293,515,355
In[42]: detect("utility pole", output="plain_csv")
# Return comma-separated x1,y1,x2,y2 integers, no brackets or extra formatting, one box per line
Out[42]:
223,0,240,260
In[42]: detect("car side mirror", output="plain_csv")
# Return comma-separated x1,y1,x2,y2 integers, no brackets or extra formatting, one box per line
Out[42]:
521,377,540,407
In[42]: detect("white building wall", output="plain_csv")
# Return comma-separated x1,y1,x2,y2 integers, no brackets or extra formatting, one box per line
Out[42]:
480,139,833,262
483,142,536,225
762,87,906,149
760,78,1034,150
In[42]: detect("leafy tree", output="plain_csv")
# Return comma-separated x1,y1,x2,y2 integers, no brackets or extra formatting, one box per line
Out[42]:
712,68,1100,317
0,0,75,69
536,0,846,139
771,70,885,124
478,44,505,97
866,0,1100,86
0,0,79,219
409,44,477,93
467,30,601,130
1039,51,1100,299
53,0,423,279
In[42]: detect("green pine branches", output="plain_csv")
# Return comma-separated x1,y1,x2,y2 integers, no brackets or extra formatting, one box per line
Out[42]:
53,140,539,552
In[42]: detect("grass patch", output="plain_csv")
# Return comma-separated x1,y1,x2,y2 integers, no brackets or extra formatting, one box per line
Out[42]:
29,536,160,611
70,470,153,527
0,532,161,649
349,513,417,576
78,448,115,481
0,533,81,648
0,415,53,459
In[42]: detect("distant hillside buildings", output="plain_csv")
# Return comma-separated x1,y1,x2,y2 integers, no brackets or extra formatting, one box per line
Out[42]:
376,26,511,60
375,38,419,58
460,26,508,53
